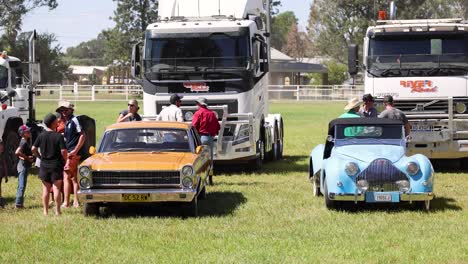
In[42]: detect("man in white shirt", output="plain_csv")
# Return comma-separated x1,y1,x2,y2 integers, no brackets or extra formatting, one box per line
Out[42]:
157,94,184,122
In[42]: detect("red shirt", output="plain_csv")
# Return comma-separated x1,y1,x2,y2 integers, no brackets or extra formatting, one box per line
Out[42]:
192,107,220,136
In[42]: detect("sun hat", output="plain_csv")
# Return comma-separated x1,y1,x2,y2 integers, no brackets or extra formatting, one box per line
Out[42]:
344,97,362,111
55,101,74,112
195,97,208,106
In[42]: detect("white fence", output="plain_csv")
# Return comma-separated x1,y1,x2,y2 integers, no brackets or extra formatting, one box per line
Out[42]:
35,84,364,102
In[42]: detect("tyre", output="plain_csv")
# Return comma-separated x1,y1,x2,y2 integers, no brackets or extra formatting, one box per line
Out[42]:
83,203,99,216
253,140,264,171
4,130,20,176
199,184,207,200
277,120,284,160
312,176,320,197
184,196,198,217
324,180,336,209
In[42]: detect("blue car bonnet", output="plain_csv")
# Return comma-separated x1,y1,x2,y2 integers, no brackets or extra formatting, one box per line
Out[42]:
333,144,405,163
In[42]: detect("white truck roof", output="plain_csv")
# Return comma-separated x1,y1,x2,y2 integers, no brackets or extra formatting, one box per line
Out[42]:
158,0,263,19
368,18,468,33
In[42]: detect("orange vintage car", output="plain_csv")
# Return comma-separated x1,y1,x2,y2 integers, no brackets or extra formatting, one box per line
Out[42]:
77,121,211,217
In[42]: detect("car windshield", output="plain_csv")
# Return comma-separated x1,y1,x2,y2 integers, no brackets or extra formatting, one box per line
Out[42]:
367,32,468,77
99,128,191,153
335,124,404,146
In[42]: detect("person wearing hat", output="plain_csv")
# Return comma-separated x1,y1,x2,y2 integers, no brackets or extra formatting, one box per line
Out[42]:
32,113,68,216
117,99,142,122
378,95,410,137
56,101,86,208
157,94,184,122
339,97,362,118
14,125,34,208
192,97,220,184
359,94,378,118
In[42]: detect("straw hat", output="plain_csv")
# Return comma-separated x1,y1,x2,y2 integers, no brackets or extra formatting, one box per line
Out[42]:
344,97,362,111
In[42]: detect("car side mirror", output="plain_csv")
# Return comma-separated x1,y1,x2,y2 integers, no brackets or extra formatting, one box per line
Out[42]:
196,145,203,154
326,135,334,142
89,146,96,155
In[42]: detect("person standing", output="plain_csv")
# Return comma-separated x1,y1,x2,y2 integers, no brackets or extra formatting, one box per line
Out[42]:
339,97,362,118
117,99,142,122
157,94,184,122
378,95,411,137
32,113,68,216
359,94,378,118
57,101,86,208
192,97,220,185
14,125,34,209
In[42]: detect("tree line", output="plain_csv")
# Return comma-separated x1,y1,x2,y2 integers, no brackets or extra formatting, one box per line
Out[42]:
0,0,466,84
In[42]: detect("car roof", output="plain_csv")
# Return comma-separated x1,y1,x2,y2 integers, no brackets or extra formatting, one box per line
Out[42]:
106,121,192,131
329,118,403,128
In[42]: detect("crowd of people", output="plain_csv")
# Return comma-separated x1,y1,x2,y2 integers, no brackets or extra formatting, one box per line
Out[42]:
0,95,221,214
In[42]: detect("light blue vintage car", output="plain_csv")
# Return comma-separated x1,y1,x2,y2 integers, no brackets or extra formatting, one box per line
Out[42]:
309,118,434,210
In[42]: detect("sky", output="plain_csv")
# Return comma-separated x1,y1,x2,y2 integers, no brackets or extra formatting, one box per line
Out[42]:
22,0,313,50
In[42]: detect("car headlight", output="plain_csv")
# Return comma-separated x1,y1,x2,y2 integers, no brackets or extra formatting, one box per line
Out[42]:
182,177,194,188
184,111,194,121
456,102,466,114
182,165,194,177
406,162,419,176
79,177,91,189
345,162,359,176
356,180,369,192
79,166,91,177
396,180,410,192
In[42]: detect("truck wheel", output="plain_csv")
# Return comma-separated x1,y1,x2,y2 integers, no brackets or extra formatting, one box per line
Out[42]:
4,130,20,176
277,120,284,160
83,203,99,216
254,140,264,171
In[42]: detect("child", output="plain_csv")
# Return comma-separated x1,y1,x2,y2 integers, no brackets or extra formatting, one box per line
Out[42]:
15,125,34,208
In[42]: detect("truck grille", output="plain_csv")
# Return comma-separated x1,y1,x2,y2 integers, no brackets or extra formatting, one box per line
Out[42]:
356,159,407,192
391,98,468,114
92,171,180,186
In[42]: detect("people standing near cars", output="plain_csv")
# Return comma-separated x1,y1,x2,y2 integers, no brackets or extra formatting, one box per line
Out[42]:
378,95,411,137
359,94,378,118
14,125,34,209
157,94,184,122
192,97,220,184
339,97,362,118
32,113,68,216
57,101,86,208
117,99,142,122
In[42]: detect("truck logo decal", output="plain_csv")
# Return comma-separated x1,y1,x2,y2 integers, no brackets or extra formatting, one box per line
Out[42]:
183,82,209,92
400,80,437,93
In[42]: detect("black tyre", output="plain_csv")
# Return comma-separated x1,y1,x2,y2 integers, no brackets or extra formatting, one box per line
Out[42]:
253,140,264,171
4,130,20,176
83,203,99,216
199,184,207,200
277,120,284,160
184,196,198,217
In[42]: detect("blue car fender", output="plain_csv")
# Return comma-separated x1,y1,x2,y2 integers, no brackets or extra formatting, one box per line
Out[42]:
310,144,325,178
408,154,434,193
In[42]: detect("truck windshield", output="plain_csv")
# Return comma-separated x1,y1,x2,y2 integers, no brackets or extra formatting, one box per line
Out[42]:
367,33,468,77
144,33,250,75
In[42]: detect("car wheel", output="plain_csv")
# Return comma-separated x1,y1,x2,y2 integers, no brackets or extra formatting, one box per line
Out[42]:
4,130,20,176
312,177,320,197
324,180,336,209
199,184,207,200
184,196,198,217
415,200,431,211
83,203,99,216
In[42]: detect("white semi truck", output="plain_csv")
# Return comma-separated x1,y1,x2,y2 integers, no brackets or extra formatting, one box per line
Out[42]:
349,10,468,160
0,32,40,176
131,0,284,169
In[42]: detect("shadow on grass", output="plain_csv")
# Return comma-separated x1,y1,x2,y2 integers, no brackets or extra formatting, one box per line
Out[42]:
214,155,308,176
327,195,462,213
431,158,468,173
98,191,246,219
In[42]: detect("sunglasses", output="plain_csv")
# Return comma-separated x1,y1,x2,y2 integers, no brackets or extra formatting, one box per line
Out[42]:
128,104,135,107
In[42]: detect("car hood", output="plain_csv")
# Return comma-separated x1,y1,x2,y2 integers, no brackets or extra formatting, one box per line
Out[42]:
82,152,195,171
334,145,405,163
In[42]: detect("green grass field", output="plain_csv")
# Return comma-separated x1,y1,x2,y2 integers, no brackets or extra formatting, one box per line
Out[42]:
1,101,467,263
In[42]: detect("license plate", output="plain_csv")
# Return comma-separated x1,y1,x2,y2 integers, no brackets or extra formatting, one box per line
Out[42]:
122,194,150,202
411,124,434,131
374,193,392,202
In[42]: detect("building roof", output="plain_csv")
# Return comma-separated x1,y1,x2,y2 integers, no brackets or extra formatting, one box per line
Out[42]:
69,65,108,75
270,48,327,73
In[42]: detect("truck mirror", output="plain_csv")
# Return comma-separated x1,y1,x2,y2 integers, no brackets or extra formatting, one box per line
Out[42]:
131,42,142,78
260,62,269,73
348,44,359,75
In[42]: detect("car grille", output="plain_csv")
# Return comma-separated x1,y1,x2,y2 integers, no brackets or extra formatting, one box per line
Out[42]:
356,159,408,192
92,171,180,186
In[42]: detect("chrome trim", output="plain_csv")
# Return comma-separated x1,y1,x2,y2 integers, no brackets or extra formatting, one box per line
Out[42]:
77,188,197,203
400,192,434,202
329,192,434,202
329,193,365,202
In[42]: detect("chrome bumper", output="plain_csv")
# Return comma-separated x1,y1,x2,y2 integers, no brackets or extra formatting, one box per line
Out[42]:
329,192,434,202
77,188,196,203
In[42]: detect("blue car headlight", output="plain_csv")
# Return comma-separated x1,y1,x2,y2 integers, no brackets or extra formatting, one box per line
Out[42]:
345,162,359,176
406,162,419,176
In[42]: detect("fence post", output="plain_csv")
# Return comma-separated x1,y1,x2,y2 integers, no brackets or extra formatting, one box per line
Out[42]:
91,85,95,101
59,85,63,101
296,85,300,101
125,85,129,101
